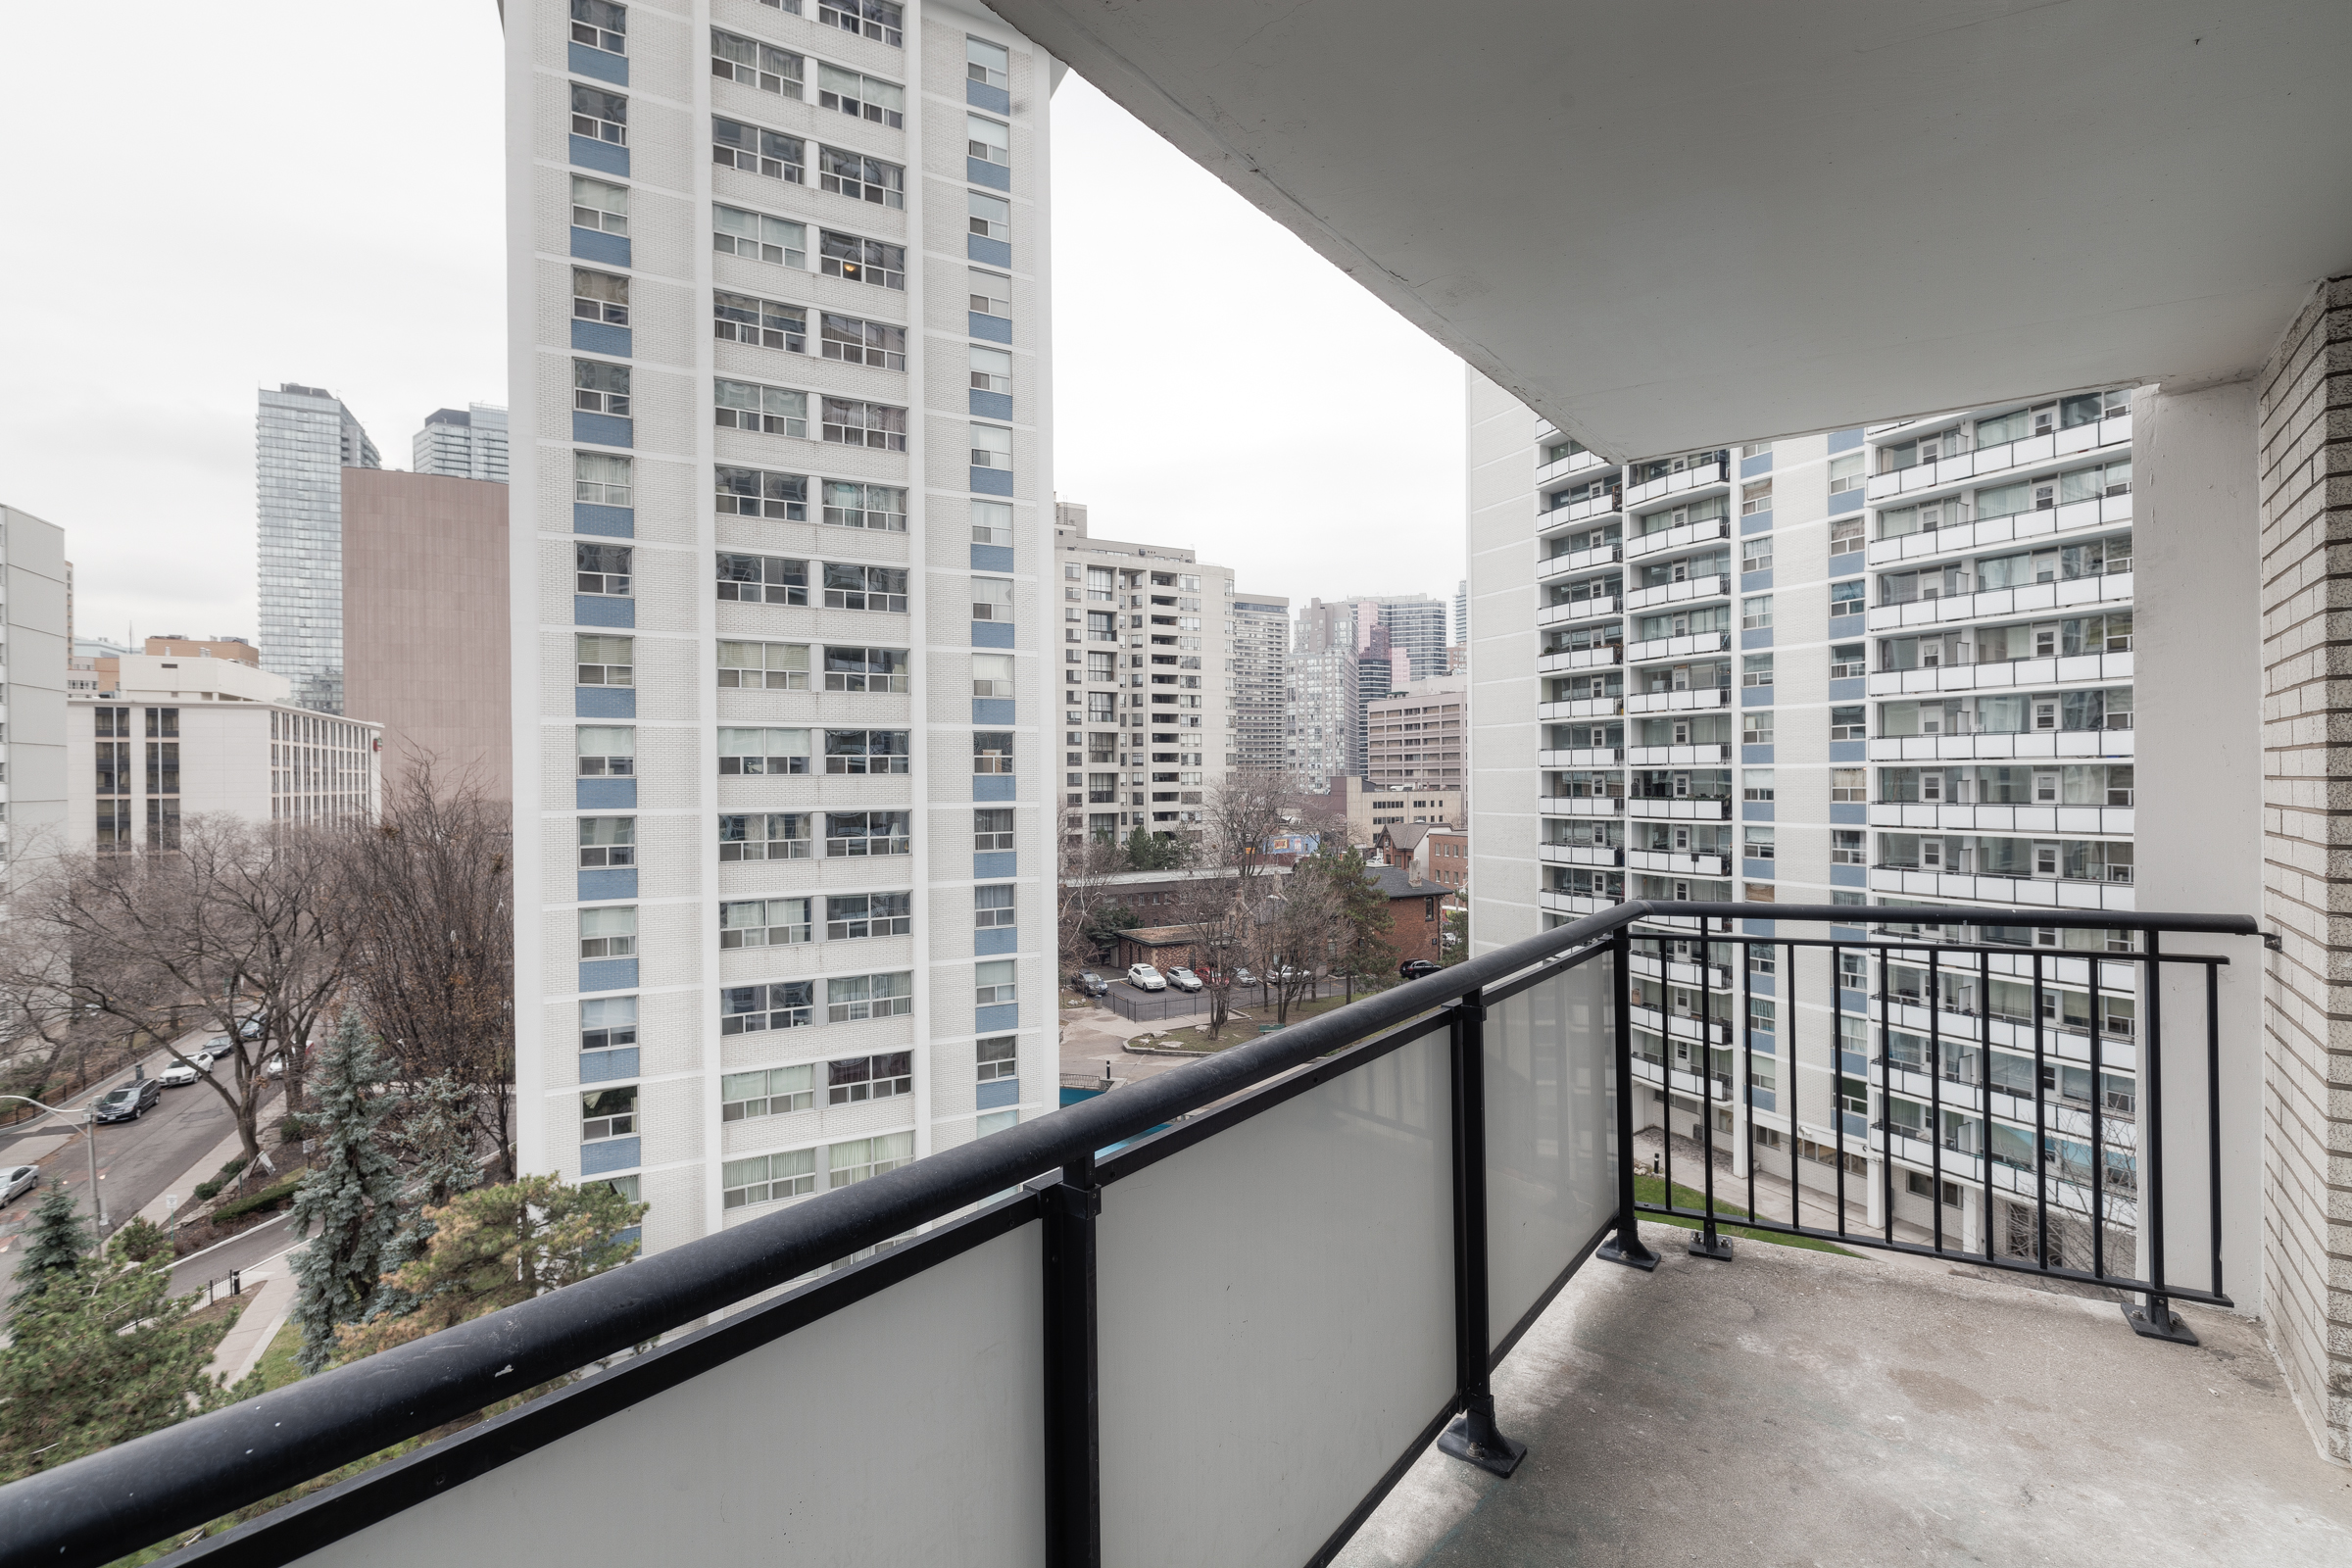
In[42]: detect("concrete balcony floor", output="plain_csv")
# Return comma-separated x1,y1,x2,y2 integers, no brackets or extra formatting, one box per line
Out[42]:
1339,1222,2352,1567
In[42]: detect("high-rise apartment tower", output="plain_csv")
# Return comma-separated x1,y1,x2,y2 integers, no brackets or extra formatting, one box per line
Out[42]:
415,404,514,484
257,384,379,715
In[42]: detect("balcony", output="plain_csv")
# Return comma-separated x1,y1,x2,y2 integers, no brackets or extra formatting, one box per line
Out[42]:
1537,644,1623,673
1539,842,1623,867
1537,696,1624,720
1868,865,2137,911
1627,796,1732,820
1864,491,2133,568
1539,747,1624,767
1624,743,1731,766
1623,457,1727,510
1866,727,2135,763
1539,889,1619,915
1535,447,1609,487
1869,802,2134,836
1537,595,1620,627
1622,574,1730,613
6,901,2274,1568
1628,1003,1733,1045
1625,630,1731,662
1625,686,1730,714
1539,794,1623,817
1867,650,2132,697
1536,489,1622,527
1536,541,1621,581
1624,515,1731,560
1624,848,1729,876
1866,568,2132,634
1864,414,2132,505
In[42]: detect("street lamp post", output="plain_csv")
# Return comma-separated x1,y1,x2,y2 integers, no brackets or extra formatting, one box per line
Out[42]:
0,1093,105,1250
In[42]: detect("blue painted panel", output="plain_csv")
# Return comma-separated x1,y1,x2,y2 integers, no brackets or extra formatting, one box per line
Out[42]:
966,79,1010,114
1740,451,1774,479
1742,802,1776,822
974,851,1016,879
573,502,635,537
975,1002,1020,1033
966,157,1010,190
975,1078,1019,1110
1830,924,1866,943
1831,863,1867,888
1741,858,1775,881
1829,741,1866,763
1839,1061,1868,1088
1839,989,1868,1016
1741,919,1775,940
1829,489,1864,514
1740,569,1773,594
611,1227,642,1251
971,620,1015,648
1747,1088,1776,1112
1748,973,1776,1000
580,1137,641,1175
969,466,1013,496
568,41,628,83
579,958,639,993
578,867,638,901
572,411,633,448
969,544,1014,573
575,594,635,628
1828,616,1864,642
975,926,1017,956
966,235,1012,268
1740,628,1774,651
973,699,1016,724
1741,745,1774,765
579,1047,639,1083
1827,677,1865,703
569,227,632,268
973,775,1016,803
968,311,1012,344
576,686,635,718
569,135,630,177
1829,803,1866,825
1740,687,1774,708
1828,551,1865,577
968,389,1013,420
571,319,633,357
1828,428,1865,454
1740,511,1774,535
577,778,636,810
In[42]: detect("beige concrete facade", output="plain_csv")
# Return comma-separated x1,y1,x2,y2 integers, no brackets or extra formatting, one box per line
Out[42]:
1365,678,1465,790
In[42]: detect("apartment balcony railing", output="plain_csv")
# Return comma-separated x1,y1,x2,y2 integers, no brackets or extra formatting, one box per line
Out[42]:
1539,747,1624,768
1625,686,1730,714
1866,568,2132,635
1868,802,2134,837
1539,842,1623,867
1864,491,2133,570
1624,848,1729,876
1624,514,1730,560
1866,727,2134,763
1536,542,1621,582
1869,865,2137,912
1866,650,2132,699
1626,795,1732,820
0,901,2258,1568
1623,455,1728,510
1537,596,1620,627
1538,793,1623,816
1625,742,1731,766
1622,574,1730,613
1626,629,1732,662
1864,414,2132,505
1537,696,1624,721
1537,644,1623,673
1535,446,1608,487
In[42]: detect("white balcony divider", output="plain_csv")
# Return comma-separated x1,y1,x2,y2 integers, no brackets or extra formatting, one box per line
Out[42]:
1484,956,1617,1337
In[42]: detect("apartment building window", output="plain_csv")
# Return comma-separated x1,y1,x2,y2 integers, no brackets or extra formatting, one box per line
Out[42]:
975,960,1017,1006
971,423,1012,470
580,906,636,959
1739,440,1772,459
577,726,634,776
1740,536,1772,572
1740,595,1773,630
978,1036,1016,1082
716,466,808,520
1831,769,1866,803
579,817,634,868
1084,650,1115,682
818,229,906,289
1741,654,1773,688
572,0,626,53
570,83,626,144
968,190,1010,242
147,799,181,851
716,378,808,438
1828,453,1865,494
973,731,1014,774
967,34,1009,88
827,972,913,1023
721,897,812,949
820,0,903,47
1086,693,1115,723
823,729,909,774
573,360,630,416
1830,514,1864,555
1829,706,1866,741
976,884,1015,929
716,552,808,605
582,997,636,1051
820,398,906,450
1830,580,1864,616
714,292,806,353
815,63,905,126
1741,712,1774,746
714,205,807,268
577,543,632,596
721,1150,816,1210
1832,830,1865,865
827,893,911,940
974,808,1015,851
572,268,629,326
713,118,805,182
581,1086,636,1143
1743,825,1775,860
575,634,633,687
716,640,810,689
972,577,1014,621
969,346,1012,396
822,646,908,692
718,812,811,861
1742,771,1774,803
819,145,905,207
720,981,815,1034
969,269,1011,318
819,314,906,369
1740,480,1772,516
823,563,907,612
576,451,633,507
820,481,906,532
716,727,810,775
973,654,1015,697
824,1052,912,1105
971,499,1012,546
968,113,1010,168
825,809,912,858
1830,643,1864,680
572,175,628,235
711,28,801,94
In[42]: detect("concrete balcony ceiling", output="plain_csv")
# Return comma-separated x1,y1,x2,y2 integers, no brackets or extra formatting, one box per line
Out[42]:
998,0,2352,455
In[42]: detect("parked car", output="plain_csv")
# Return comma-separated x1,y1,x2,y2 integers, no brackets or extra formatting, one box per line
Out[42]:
93,1078,164,1123
1232,966,1258,988
0,1165,38,1205
1126,963,1168,993
1070,970,1109,998
159,1055,213,1087
265,1054,291,1079
1165,967,1204,993
1398,958,1442,980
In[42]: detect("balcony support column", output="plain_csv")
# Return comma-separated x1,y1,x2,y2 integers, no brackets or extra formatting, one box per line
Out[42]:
1042,1152,1102,1568
1438,992,1528,1478
1599,929,1660,1274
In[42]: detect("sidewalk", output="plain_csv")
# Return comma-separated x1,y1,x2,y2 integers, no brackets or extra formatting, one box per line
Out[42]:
1633,1126,1942,1249
206,1267,297,1388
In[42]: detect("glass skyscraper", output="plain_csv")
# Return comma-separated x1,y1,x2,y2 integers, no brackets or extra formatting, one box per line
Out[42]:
257,383,378,715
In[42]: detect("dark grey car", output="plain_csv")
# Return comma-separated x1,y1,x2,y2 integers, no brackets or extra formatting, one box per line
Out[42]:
93,1078,163,1124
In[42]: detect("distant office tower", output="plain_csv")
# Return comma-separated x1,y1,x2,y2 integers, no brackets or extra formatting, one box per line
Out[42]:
1366,679,1465,790
1359,594,1448,681
1288,599,1360,789
414,404,512,484
341,469,514,801
1454,578,1467,646
257,384,378,714
0,506,71,884
1229,591,1290,773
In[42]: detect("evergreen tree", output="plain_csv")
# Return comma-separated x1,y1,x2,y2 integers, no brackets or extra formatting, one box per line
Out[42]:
9,1181,88,1309
367,1073,484,1325
286,1011,404,1374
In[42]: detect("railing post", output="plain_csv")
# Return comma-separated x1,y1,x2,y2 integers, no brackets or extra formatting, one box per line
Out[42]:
2124,930,2196,1344
1689,943,1733,1260
1043,1152,1102,1567
1438,991,1527,1477
1599,927,1659,1272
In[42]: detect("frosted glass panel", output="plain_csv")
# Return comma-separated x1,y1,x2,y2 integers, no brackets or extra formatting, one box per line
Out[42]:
1486,953,1618,1338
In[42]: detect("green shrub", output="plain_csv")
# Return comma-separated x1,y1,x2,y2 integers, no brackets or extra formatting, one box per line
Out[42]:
218,1155,248,1180
109,1217,169,1262
210,1174,302,1226
192,1180,221,1201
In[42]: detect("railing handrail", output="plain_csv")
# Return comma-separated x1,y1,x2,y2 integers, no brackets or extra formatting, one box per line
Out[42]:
0,900,2261,1566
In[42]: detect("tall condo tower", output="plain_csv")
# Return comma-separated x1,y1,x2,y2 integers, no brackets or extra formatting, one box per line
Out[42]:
257,384,378,715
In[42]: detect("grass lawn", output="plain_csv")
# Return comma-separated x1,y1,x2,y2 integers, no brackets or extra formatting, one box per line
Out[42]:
1131,984,1407,1054
1632,1173,1856,1256
246,1319,305,1392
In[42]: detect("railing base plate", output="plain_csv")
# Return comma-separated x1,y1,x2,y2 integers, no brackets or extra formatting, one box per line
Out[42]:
1438,1413,1527,1478
1687,1231,1736,1261
2122,1298,2198,1346
1597,1236,1660,1271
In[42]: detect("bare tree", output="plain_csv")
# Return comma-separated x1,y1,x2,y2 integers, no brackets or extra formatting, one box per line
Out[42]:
1055,832,1131,979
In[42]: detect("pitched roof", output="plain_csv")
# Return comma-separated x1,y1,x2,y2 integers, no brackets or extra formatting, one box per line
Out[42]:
1381,822,1434,853
1365,863,1447,900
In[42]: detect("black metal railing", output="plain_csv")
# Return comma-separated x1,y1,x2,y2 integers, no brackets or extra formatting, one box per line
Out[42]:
0,901,2260,1568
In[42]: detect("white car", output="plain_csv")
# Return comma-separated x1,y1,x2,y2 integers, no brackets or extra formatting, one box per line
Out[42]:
0,1164,38,1205
1126,963,1167,993
1165,967,1204,994
160,1055,213,1087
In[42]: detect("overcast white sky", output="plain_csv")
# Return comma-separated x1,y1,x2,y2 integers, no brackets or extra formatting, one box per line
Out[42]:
0,5,1464,649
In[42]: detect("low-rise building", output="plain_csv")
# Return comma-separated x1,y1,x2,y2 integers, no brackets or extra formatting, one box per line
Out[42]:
1366,679,1466,790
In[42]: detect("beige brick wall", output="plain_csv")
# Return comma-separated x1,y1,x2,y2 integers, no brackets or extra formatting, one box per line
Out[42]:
2257,275,2352,1462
